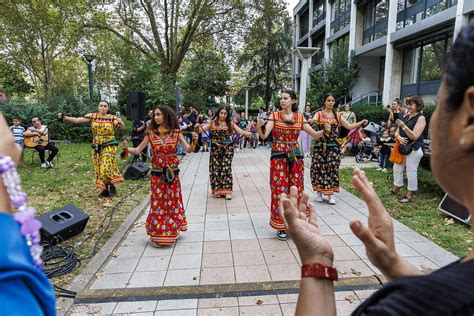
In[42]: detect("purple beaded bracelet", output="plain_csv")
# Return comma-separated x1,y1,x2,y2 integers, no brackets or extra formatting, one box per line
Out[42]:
0,155,43,269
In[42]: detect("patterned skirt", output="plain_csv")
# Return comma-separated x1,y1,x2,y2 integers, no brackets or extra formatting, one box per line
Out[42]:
269,156,306,230
209,144,234,195
310,145,342,196
146,174,187,245
92,146,124,190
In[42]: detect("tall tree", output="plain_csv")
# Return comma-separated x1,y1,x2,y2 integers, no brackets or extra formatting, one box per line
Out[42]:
0,60,33,98
236,0,292,106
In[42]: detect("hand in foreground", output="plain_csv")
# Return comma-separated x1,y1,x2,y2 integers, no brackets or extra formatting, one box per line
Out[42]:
257,118,265,128
397,135,408,145
395,119,405,128
121,140,128,149
0,114,22,164
281,187,334,266
349,168,402,278
191,132,199,141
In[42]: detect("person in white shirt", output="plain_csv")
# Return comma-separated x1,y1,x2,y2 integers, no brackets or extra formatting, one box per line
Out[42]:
23,117,58,168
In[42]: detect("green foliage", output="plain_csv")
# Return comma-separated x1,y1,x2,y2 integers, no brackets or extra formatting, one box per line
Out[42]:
352,104,390,124
250,96,265,110
308,50,361,107
0,60,33,97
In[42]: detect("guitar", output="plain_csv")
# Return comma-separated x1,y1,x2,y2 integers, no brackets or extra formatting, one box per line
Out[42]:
24,129,49,148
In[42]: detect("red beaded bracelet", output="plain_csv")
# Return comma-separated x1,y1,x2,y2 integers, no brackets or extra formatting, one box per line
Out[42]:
301,263,338,281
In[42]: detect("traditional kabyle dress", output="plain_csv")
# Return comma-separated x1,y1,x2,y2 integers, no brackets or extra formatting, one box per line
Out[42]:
209,120,235,196
310,110,343,196
147,129,187,245
87,113,124,190
269,112,306,230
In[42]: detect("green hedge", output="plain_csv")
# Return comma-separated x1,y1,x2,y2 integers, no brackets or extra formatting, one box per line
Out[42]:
1,96,132,143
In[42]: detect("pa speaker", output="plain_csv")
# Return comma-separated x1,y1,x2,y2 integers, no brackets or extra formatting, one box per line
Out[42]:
124,161,150,180
38,204,89,243
126,91,146,121
439,194,471,225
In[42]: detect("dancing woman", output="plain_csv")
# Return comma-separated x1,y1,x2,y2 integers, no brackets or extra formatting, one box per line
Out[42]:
196,105,251,200
309,93,367,205
59,100,125,197
122,106,196,246
257,90,325,241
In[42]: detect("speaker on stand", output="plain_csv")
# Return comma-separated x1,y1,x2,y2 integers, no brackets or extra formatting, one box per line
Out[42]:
126,91,146,121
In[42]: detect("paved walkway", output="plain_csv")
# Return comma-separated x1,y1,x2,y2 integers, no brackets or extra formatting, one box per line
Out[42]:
66,147,457,315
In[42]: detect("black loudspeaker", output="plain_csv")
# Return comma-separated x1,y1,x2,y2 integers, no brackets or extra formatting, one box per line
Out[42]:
439,194,471,225
126,91,146,121
38,204,89,243
124,161,150,180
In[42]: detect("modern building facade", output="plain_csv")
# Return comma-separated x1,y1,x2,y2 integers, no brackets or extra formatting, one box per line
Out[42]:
292,0,474,106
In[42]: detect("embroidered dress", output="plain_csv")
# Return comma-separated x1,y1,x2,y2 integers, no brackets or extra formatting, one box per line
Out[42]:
269,112,306,230
310,111,343,196
88,113,124,190
147,129,187,245
209,121,234,196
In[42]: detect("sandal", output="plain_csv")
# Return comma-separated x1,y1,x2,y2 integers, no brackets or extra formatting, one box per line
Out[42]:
399,196,415,203
390,188,401,196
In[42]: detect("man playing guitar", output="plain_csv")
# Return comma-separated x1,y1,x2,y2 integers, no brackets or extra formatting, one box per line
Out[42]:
24,117,58,168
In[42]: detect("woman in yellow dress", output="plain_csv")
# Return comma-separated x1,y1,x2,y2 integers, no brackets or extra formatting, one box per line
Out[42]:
58,100,125,197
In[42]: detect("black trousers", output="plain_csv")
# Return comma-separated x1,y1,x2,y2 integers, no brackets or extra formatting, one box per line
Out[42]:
132,138,147,162
36,143,58,163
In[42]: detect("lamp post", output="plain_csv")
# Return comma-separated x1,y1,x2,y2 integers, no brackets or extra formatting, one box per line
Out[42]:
293,47,320,113
84,54,96,108
175,82,180,114
243,86,253,119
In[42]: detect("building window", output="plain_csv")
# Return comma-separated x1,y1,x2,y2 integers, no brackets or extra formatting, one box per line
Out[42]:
300,9,310,38
331,0,351,35
396,0,456,30
311,33,325,66
313,0,326,26
401,32,453,96
363,0,389,45
330,34,349,57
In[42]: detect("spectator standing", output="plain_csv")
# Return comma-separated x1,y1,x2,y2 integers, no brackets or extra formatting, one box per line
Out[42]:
377,130,395,172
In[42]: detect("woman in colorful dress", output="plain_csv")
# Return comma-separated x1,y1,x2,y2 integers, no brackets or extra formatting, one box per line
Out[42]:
257,90,325,241
309,93,368,205
300,103,313,157
59,100,125,197
196,105,251,200
122,106,196,246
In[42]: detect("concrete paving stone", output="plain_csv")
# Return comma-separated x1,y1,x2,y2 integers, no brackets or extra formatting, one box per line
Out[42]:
121,235,149,247
154,309,197,316
198,297,238,309
362,259,382,275
259,238,290,251
70,302,117,314
280,303,297,316
115,245,146,258
156,299,198,310
319,214,350,225
238,294,279,306
336,299,361,316
227,213,251,221
204,221,229,231
90,272,132,290
349,245,368,260
164,269,200,286
315,208,338,216
187,222,205,232
230,229,257,240
354,289,378,300
187,215,205,223
277,294,299,304
267,263,301,281
239,304,282,315
169,254,202,270
203,240,232,253
395,231,431,243
226,207,249,214
256,228,278,239
319,225,337,236
404,256,439,270
206,208,228,215
205,214,228,222
333,246,361,261
234,265,271,283
263,250,298,265
200,266,236,284
204,230,231,241
114,300,158,313
142,244,175,257
334,290,357,301
186,208,207,216
231,239,261,252
202,252,234,268
197,307,239,315
127,271,166,288
228,220,253,230
324,235,347,247
334,260,376,278
233,250,265,266
173,242,203,255
425,253,458,267
249,212,269,220
103,257,140,274
395,242,422,257
339,234,364,246
251,219,270,230
408,241,452,256
330,224,354,235
136,256,171,272
179,231,205,243
392,221,412,232
286,239,297,249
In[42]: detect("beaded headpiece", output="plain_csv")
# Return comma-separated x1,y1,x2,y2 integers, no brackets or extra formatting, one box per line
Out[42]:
0,155,43,269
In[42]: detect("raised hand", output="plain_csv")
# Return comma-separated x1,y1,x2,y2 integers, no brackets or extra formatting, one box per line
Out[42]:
281,186,334,266
121,140,128,149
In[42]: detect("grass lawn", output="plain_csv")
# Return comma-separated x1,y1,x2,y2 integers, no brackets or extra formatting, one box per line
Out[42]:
339,166,472,258
18,143,149,287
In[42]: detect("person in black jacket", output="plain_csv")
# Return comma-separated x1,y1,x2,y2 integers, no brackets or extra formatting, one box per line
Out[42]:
281,22,474,316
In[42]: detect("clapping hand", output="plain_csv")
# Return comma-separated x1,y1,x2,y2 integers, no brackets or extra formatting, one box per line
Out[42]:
121,140,128,149
257,118,265,128
281,187,334,266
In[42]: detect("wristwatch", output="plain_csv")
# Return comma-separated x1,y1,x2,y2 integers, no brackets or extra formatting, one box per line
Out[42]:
301,263,338,281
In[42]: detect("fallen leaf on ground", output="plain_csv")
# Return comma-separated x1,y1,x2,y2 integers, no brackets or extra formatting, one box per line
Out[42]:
110,251,118,258
444,218,454,225
351,268,362,276
420,264,433,270
345,295,356,303
256,299,263,305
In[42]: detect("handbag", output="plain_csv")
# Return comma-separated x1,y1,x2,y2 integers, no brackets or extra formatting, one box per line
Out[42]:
389,140,404,164
398,142,413,155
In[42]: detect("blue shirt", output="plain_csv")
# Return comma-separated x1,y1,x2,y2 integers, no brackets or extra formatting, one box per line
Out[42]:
10,125,25,144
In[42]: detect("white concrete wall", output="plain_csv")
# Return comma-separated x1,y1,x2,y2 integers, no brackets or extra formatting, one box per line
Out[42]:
352,57,380,101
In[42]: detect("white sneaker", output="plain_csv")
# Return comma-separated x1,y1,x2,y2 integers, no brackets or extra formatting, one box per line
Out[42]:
315,192,323,202
382,168,388,172
47,161,54,168
225,194,232,200
41,163,48,168
328,196,336,205
376,167,383,171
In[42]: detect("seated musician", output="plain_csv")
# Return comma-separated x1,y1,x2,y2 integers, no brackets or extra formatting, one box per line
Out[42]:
24,117,58,168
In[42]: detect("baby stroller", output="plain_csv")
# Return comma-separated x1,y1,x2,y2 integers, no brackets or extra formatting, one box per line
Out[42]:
355,123,382,163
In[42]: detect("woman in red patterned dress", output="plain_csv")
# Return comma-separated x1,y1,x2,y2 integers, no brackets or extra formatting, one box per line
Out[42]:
122,106,196,246
257,90,324,241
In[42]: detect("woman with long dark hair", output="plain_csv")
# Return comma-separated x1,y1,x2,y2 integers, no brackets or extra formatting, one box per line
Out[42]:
122,106,196,246
309,93,367,205
196,105,251,200
257,90,325,241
